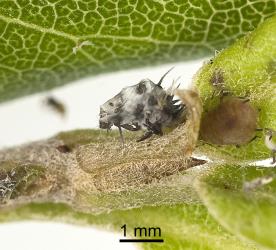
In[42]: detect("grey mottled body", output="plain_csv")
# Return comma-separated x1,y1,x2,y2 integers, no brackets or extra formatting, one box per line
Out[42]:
99,69,185,142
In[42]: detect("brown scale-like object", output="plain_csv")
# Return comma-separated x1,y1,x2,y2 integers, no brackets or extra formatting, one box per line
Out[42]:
200,96,258,146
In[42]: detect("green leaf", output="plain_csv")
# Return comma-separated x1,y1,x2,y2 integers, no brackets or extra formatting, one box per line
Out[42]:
0,203,258,250
195,15,276,161
0,0,275,102
196,164,276,249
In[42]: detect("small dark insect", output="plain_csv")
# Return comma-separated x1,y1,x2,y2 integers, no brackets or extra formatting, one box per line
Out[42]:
99,68,186,143
44,96,66,117
209,69,231,98
200,96,258,146
56,145,71,153
210,69,224,87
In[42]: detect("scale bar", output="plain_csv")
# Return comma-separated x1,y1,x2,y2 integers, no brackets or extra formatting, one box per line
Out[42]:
119,239,164,243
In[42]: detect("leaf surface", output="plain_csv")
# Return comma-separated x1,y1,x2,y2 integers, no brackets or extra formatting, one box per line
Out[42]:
0,0,275,102
0,203,258,250
196,164,276,249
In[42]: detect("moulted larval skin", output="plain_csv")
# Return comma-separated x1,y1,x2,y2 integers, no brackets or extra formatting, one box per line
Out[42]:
0,89,203,213
0,0,275,102
71,88,203,212
99,68,187,142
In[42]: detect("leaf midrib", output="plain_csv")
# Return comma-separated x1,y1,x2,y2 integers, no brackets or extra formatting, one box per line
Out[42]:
0,14,200,46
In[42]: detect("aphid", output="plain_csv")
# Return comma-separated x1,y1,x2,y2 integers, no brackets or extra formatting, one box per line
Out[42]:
243,175,274,192
73,40,94,54
210,69,224,87
44,96,66,117
200,96,258,146
99,68,187,143
264,128,276,164
209,68,231,98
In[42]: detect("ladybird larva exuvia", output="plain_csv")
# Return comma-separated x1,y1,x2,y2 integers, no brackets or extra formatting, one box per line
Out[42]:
99,68,187,143
75,87,203,191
